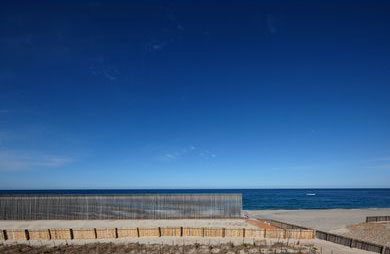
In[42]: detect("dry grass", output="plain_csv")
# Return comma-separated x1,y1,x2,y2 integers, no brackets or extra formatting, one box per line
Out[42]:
0,242,319,254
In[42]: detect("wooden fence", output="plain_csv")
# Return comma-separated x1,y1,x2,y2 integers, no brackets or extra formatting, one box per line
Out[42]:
264,219,388,254
366,216,390,223
0,194,242,220
263,219,310,230
0,227,314,241
316,230,385,253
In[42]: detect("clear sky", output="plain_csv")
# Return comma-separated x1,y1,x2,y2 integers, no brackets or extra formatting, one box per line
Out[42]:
1,0,390,189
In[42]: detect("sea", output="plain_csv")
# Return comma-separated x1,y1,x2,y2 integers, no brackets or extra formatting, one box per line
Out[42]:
1,189,389,210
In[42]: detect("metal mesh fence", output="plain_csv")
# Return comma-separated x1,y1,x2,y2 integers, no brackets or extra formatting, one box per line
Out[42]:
0,194,242,220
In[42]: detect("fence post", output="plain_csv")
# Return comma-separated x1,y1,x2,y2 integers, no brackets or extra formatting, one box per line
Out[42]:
94,228,97,239
243,228,245,238
115,228,118,239
158,227,161,237
136,227,140,237
264,229,266,238
48,229,52,240
25,229,30,241
3,230,8,241
70,229,74,240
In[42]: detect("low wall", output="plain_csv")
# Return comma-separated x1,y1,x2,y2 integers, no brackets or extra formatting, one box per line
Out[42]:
366,216,390,223
0,227,314,241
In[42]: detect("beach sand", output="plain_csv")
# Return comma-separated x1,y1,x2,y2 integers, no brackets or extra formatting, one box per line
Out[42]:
245,208,390,246
0,218,257,230
1,209,389,253
244,208,390,232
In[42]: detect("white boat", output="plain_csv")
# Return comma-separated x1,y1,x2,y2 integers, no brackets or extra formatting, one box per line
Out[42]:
306,193,316,196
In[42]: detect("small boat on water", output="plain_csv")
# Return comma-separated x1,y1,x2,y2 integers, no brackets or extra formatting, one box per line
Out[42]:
306,193,316,196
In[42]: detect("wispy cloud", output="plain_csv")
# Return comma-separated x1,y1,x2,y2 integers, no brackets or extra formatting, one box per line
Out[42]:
161,146,196,161
90,57,120,81
199,150,217,159
364,164,390,170
360,155,390,171
160,146,217,162
0,151,73,171
372,156,390,162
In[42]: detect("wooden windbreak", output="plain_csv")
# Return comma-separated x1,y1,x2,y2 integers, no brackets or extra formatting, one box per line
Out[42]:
5,230,26,241
0,194,242,220
224,228,244,237
117,228,138,238
366,216,390,223
182,227,203,237
49,229,71,240
160,227,181,237
28,229,50,240
138,228,160,237
316,230,384,253
0,227,316,242
72,228,96,239
95,228,116,239
264,229,285,239
203,228,223,237
244,229,264,238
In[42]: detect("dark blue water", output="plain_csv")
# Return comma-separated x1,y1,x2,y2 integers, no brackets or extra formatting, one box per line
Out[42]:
1,189,389,210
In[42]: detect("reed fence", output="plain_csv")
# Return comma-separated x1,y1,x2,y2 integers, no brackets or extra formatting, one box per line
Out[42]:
264,219,309,230
316,230,385,253
49,229,71,240
117,228,138,238
96,228,116,239
0,227,314,241
366,216,390,223
0,194,242,220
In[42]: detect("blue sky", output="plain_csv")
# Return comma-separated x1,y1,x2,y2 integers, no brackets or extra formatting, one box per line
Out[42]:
1,0,390,189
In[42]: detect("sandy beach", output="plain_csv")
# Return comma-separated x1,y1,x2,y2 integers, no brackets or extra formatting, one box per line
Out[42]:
1,209,389,253
245,208,390,232
245,208,390,246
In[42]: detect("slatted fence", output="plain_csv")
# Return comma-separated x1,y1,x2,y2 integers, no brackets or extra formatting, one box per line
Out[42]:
0,194,242,220
366,216,390,223
264,219,310,230
316,228,386,253
265,219,388,254
0,227,314,241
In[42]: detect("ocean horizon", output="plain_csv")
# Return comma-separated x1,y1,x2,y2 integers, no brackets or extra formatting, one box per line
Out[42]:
1,188,389,210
